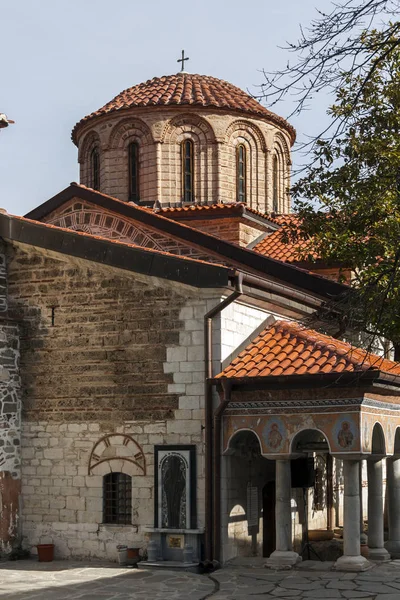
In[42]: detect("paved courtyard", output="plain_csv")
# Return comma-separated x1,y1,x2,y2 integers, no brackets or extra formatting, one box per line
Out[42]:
2,558,400,599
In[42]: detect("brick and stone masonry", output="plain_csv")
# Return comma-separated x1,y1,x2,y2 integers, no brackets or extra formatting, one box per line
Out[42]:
2,239,271,560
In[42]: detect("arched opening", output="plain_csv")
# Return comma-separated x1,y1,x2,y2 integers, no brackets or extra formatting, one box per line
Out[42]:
236,144,247,203
371,422,386,455
393,427,400,455
90,147,100,191
181,139,194,203
223,430,274,561
272,154,279,212
128,142,140,202
290,429,335,558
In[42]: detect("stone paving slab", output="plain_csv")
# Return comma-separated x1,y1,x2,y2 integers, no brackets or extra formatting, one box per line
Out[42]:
2,559,400,599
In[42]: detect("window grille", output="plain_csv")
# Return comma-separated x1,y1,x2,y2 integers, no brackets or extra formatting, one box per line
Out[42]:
181,140,194,203
272,154,279,212
103,472,132,525
129,142,140,202
90,148,100,191
236,144,247,203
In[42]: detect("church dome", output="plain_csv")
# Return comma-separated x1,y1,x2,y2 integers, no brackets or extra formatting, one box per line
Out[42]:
72,72,295,144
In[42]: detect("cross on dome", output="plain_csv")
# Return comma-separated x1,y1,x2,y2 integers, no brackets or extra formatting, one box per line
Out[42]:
177,49,189,73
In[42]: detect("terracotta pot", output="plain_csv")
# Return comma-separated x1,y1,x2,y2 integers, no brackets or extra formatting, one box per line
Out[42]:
37,544,55,562
308,529,334,542
127,547,140,559
360,544,369,558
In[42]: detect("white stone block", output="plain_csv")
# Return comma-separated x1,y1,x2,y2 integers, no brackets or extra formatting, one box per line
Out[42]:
66,496,86,511
166,347,187,363
167,420,201,435
179,397,200,410
43,448,64,460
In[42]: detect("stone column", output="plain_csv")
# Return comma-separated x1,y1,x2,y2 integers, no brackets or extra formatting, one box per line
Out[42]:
386,457,400,558
367,459,390,561
335,459,370,571
266,459,300,569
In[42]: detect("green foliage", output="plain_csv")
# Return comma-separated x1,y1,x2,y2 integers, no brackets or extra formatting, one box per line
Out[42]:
290,29,400,343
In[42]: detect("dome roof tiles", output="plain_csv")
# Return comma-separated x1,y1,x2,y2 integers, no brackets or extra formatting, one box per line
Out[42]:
72,72,296,144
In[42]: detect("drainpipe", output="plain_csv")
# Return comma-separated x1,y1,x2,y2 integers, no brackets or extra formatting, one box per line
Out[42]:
212,378,232,563
204,273,243,560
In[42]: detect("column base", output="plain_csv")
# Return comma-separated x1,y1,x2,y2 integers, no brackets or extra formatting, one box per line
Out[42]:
265,550,302,570
334,555,371,572
385,540,400,559
368,547,390,562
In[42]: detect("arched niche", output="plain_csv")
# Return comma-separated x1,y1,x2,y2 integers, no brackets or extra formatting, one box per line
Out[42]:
88,433,146,477
224,120,267,209
371,422,386,456
271,133,291,213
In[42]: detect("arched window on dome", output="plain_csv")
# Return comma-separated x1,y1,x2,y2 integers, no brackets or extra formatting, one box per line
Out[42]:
128,142,140,202
272,154,279,212
236,144,247,203
181,139,194,203
90,147,100,191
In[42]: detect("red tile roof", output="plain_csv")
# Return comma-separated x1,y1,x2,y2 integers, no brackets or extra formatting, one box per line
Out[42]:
253,215,317,263
216,320,400,379
149,202,278,224
72,73,296,144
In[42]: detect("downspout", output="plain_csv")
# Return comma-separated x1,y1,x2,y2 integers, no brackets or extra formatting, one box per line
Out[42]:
212,378,232,563
204,273,243,561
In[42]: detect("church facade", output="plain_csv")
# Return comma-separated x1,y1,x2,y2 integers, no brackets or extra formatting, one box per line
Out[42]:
1,69,400,571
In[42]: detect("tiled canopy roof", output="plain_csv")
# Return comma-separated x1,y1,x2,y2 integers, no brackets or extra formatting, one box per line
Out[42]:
216,320,400,379
72,73,296,144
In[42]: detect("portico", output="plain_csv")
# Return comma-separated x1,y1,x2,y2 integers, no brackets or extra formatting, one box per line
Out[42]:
211,320,400,570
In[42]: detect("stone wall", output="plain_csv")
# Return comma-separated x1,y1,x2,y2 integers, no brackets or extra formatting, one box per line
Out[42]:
76,106,292,213
7,241,257,560
0,245,22,557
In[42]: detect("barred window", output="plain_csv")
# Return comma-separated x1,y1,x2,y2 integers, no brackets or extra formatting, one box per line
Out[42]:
236,144,247,203
103,472,132,525
181,140,194,203
272,154,279,212
129,142,140,202
90,147,100,191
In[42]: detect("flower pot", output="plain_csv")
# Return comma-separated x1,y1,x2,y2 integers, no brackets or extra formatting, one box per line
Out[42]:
37,544,54,562
126,547,141,566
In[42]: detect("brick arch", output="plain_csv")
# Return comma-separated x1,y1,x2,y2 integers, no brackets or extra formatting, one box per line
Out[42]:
271,133,291,213
78,130,101,164
88,433,146,477
273,132,291,166
224,119,267,153
161,113,216,144
108,117,153,149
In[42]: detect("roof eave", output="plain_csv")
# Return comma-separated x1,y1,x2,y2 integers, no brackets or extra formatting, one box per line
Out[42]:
210,369,400,391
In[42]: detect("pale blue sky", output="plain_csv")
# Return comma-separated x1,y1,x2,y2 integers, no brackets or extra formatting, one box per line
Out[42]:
0,0,334,215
